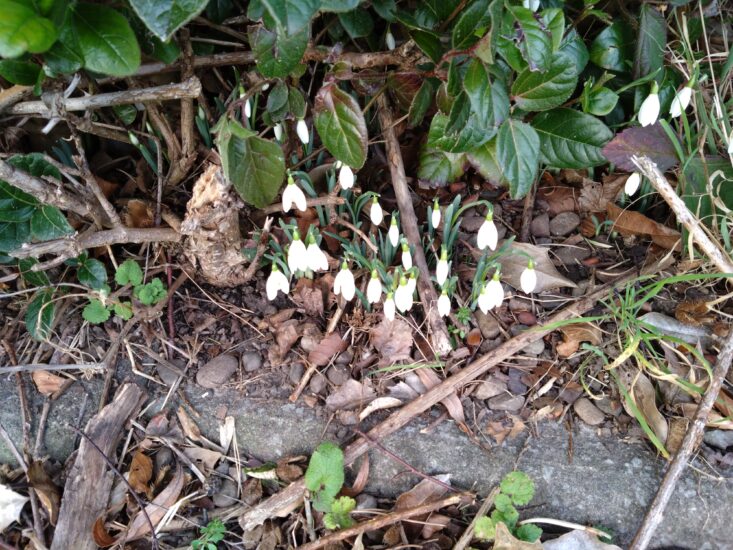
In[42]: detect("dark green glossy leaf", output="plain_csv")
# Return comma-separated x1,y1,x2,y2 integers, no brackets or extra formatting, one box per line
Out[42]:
313,83,368,168
249,24,308,78
0,205,34,222
78,257,108,289
496,119,539,199
581,86,618,116
590,22,633,72
409,29,442,63
26,289,54,340
408,78,437,127
0,220,30,253
321,0,362,12
129,0,208,41
258,0,319,35
150,36,181,64
18,258,49,286
0,0,57,57
30,205,74,241
0,59,41,85
452,0,490,50
531,108,613,168
417,145,465,187
511,53,577,112
507,5,552,72
541,8,564,51
371,0,396,21
634,3,666,80
474,0,504,64
113,104,138,125
266,81,289,120
468,136,505,186
338,8,373,39
559,29,589,74
464,58,509,128
206,0,235,23
8,152,61,180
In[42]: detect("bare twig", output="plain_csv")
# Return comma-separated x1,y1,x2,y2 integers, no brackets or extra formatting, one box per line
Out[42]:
0,363,104,374
241,217,273,282
630,329,733,549
5,77,202,117
0,421,27,470
298,493,471,550
454,487,500,550
259,195,346,215
377,94,452,355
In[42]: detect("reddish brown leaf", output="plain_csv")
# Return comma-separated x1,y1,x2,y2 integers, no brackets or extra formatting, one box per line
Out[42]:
123,464,185,542
176,406,203,443
27,461,60,525
466,328,482,347
602,123,677,172
607,203,681,250
128,451,153,497
92,516,117,547
536,186,578,215
308,332,347,367
292,278,325,317
31,370,66,396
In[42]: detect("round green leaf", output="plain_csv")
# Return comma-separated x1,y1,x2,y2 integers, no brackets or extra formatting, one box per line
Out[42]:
0,0,57,58
531,108,613,169
0,59,41,85
496,119,539,199
582,87,619,116
249,24,308,79
313,83,368,169
72,3,141,76
128,0,208,42
511,53,577,112
590,22,633,72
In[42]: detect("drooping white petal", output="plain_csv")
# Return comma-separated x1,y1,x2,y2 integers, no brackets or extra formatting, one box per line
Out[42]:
436,258,449,286
402,248,412,270
366,274,382,303
431,207,441,229
477,218,498,250
438,293,450,317
625,172,641,196
388,223,399,247
370,201,383,226
670,86,693,118
522,0,540,11
486,278,504,309
282,181,307,212
383,294,396,321
728,130,733,155
266,268,289,300
338,165,355,189
638,92,660,127
306,242,329,272
244,98,252,118
296,119,310,144
406,274,417,296
477,284,492,314
287,239,308,273
385,30,396,51
273,123,283,141
334,266,355,301
520,266,537,294
395,281,413,312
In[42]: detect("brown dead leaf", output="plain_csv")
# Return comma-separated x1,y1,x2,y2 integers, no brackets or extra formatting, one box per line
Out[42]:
618,366,668,445
370,318,414,366
183,447,222,470
275,460,303,483
395,476,451,537
675,299,715,326
122,199,154,228
92,516,117,547
308,332,347,367
123,464,185,542
342,455,369,497
466,328,482,347
264,308,295,329
358,397,403,421
31,370,66,396
607,203,681,251
494,521,543,549
421,513,451,538
497,242,577,292
291,278,325,317
578,175,626,213
177,407,202,443
556,323,602,357
325,378,376,410
27,461,60,525
415,368,466,426
678,403,733,430
269,319,301,364
128,451,153,497
536,186,578,215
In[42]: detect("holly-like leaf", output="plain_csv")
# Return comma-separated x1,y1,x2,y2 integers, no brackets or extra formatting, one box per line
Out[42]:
249,24,308,79
82,299,111,324
512,53,577,112
215,118,286,208
72,3,141,76
496,119,540,199
500,471,535,506
115,259,144,287
0,0,57,58
601,124,678,172
531,108,613,169
634,4,666,80
304,442,344,513
313,83,368,169
507,5,552,72
417,145,465,188
128,0,208,41
0,59,41,85
26,289,54,340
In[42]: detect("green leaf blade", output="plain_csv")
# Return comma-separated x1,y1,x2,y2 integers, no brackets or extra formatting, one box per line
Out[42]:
128,0,208,41
511,53,577,112
0,1,57,57
496,119,539,199
313,83,368,169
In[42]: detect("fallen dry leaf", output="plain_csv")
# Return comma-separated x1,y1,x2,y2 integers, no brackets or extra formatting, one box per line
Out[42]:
358,397,403,421
415,368,466,426
675,299,715,326
678,403,733,430
325,378,376,410
601,123,678,173
92,516,117,547
0,483,28,533
578,174,626,213
31,370,66,396
291,278,325,317
269,319,301,364
618,366,668,446
466,328,482,347
308,332,348,367
556,323,602,357
395,475,451,537
607,203,681,251
122,199,154,228
536,186,578,215
497,242,577,292
123,464,185,542
370,318,414,366
177,406,203,443
128,451,153,497
219,416,235,454
183,447,222,470
421,513,451,538
27,461,60,525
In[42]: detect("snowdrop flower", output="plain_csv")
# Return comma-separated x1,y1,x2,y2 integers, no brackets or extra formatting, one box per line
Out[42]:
333,261,356,301
478,271,504,313
366,269,382,303
436,247,449,286
520,259,537,294
296,119,309,144
522,0,540,11
477,211,498,251
625,172,641,196
406,271,417,296
385,29,396,51
261,82,270,91
395,277,413,313
401,241,412,270
244,98,252,118
430,198,441,229
728,130,733,155
266,264,289,300
388,215,400,247
383,292,396,321
638,82,660,127
306,235,328,272
282,174,307,212
339,164,355,190
670,83,693,118
370,197,383,226
437,290,451,317
273,123,283,141
287,230,308,273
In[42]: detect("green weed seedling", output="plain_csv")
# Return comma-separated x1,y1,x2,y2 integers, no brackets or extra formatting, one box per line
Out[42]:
304,442,356,530
81,258,168,324
474,471,541,543
191,518,225,550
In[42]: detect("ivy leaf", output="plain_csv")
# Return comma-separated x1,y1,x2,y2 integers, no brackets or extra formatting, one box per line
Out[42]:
496,119,540,199
511,53,577,112
531,108,613,169
602,124,677,172
417,145,466,188
634,4,666,80
215,118,286,208
313,83,368,169
30,206,73,241
500,471,535,506
128,0,208,41
18,258,50,287
507,5,552,72
26,289,54,340
0,0,57,58
590,22,633,72
452,0,491,50
82,299,111,324
115,259,144,287
72,3,141,76
0,59,41,85
304,442,344,512
77,257,107,290
249,24,308,79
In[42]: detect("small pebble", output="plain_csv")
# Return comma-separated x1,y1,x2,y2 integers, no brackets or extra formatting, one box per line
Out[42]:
196,354,238,389
549,212,580,236
474,377,507,400
213,478,239,507
327,365,350,386
488,394,525,412
531,213,550,237
573,397,606,426
289,363,304,385
523,339,545,356
356,494,377,510
309,372,327,395
242,351,263,372
507,369,528,394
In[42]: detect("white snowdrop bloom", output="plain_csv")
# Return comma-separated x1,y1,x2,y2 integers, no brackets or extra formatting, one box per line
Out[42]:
477,214,498,251
339,164,355,189
431,200,441,229
273,123,283,141
306,238,329,272
728,130,733,155
625,172,641,196
266,265,289,300
401,242,412,270
436,247,449,286
244,98,252,118
670,85,693,118
486,274,504,309
287,231,308,273
370,197,383,226
383,292,396,321
261,83,270,91
388,216,399,247
522,0,540,11
406,272,417,296
395,277,413,312
385,30,396,51
366,270,382,303
296,119,310,144
477,283,492,314
638,83,660,127
520,260,537,294
437,291,451,317
282,175,307,212
333,261,355,301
